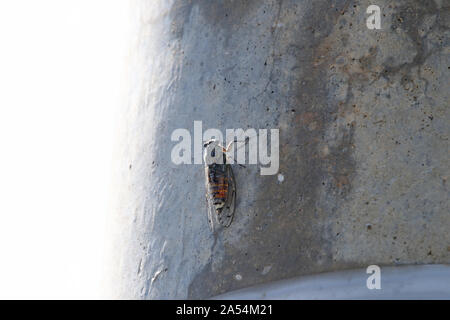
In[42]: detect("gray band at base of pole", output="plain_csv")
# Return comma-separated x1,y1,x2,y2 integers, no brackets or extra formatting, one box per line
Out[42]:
212,264,450,299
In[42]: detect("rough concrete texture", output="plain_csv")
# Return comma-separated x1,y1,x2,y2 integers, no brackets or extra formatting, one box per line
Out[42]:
110,0,449,299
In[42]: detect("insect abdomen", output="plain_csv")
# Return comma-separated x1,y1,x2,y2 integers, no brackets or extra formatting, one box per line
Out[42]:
207,164,229,210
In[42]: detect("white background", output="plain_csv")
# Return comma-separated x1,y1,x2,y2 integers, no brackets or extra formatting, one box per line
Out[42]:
0,0,130,298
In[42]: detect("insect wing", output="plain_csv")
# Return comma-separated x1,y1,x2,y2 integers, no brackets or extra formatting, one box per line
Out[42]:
216,164,236,227
205,166,215,231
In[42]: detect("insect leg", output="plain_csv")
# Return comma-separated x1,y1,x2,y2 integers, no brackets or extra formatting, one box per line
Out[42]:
222,138,250,168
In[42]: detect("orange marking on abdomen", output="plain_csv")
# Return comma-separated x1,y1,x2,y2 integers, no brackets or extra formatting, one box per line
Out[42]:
215,189,228,198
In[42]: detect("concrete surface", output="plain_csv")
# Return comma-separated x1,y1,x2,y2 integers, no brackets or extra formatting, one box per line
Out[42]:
110,0,450,299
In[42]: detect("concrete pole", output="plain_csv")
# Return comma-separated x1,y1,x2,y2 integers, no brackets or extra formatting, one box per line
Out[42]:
110,0,449,299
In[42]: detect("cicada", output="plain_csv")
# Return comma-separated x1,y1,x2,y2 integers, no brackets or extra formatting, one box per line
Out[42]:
203,139,237,231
